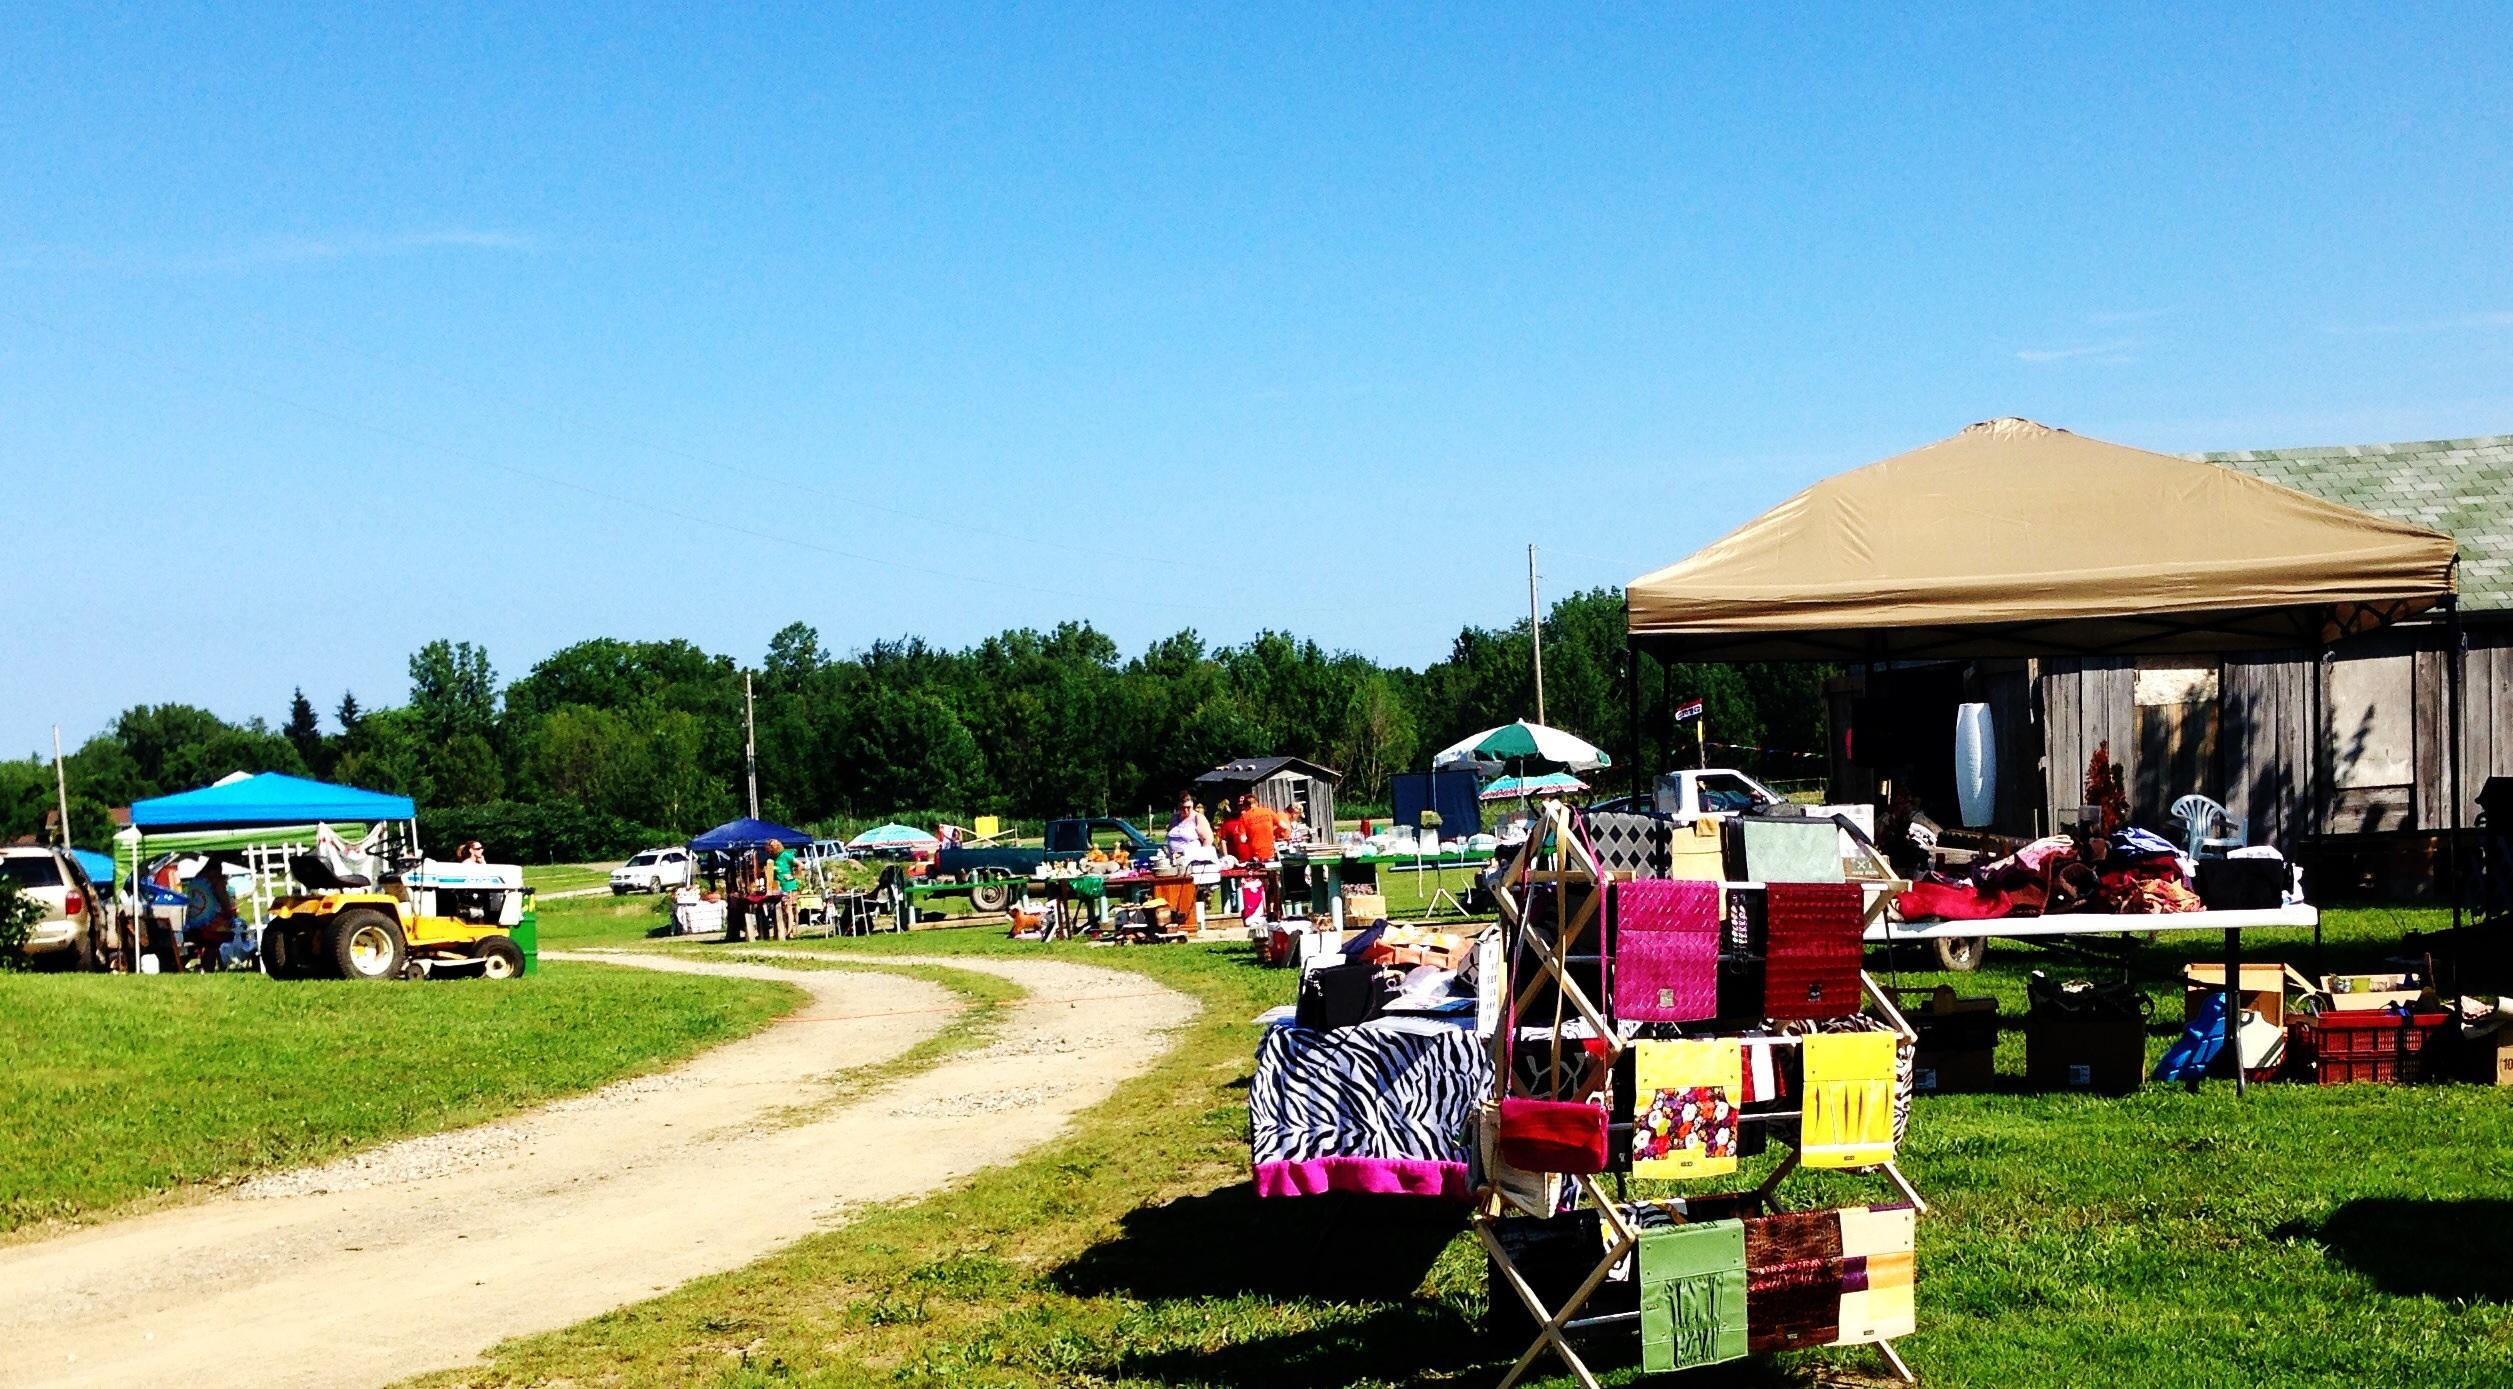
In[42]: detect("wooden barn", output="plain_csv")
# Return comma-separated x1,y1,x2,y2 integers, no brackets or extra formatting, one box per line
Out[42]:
1194,756,1341,839
1824,432,2512,894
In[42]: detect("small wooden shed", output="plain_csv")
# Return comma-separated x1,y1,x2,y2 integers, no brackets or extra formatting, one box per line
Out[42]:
1195,756,1340,838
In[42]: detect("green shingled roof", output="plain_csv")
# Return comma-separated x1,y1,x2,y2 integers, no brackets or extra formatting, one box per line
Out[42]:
2192,435,2513,612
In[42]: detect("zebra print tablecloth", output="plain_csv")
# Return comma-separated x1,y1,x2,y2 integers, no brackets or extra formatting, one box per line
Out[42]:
1250,1016,1490,1201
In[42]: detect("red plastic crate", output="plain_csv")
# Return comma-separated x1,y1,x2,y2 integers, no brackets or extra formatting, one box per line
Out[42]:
2290,1011,2450,1085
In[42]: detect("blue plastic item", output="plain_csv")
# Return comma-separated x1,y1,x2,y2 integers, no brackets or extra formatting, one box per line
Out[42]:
2153,991,2231,1082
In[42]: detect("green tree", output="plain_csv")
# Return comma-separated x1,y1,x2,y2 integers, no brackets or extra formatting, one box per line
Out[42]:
430,732,506,806
407,640,498,745
283,688,326,772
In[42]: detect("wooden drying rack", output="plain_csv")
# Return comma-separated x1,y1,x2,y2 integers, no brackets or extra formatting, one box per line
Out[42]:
1473,799,1926,1389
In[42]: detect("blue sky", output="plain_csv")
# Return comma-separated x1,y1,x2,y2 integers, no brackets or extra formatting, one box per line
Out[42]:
6,5,2510,755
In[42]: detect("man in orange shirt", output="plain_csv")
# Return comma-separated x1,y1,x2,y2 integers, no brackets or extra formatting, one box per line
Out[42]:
1222,792,1279,863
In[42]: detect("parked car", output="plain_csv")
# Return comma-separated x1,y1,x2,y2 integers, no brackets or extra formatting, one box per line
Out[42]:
610,846,696,894
1,844,109,970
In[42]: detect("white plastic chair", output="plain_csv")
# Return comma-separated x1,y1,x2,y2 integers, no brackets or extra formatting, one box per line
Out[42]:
2170,794,2248,859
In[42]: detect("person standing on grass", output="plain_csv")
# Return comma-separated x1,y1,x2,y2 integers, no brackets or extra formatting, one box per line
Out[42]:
766,838,800,940
1221,792,1278,864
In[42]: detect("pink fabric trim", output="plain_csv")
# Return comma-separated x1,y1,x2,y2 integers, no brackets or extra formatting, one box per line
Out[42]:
1253,1157,1469,1201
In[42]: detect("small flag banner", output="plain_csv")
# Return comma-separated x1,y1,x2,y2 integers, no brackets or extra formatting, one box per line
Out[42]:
1673,698,1706,723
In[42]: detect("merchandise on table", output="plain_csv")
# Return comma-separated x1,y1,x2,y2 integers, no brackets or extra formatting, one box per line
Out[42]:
1248,1016,1489,1201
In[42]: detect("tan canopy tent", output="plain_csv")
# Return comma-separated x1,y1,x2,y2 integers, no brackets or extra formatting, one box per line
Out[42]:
1620,415,2476,961
1625,417,2459,662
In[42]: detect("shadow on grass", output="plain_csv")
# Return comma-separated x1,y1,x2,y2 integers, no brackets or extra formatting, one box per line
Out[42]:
2286,1198,2513,1304
1102,1302,1489,1388
1055,1184,1460,1303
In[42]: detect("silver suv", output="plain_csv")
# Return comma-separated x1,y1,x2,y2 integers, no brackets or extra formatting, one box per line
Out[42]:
1,845,109,970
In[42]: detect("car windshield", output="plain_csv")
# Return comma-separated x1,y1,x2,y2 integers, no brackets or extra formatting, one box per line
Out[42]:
1698,776,1765,813
627,853,660,866
0,856,63,889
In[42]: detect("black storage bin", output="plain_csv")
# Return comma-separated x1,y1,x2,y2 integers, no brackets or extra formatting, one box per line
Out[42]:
2196,857,2287,911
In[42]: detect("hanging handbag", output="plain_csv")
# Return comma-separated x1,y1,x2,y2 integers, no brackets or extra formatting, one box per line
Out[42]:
1613,878,1721,1022
1496,1093,1609,1174
1494,820,1610,1174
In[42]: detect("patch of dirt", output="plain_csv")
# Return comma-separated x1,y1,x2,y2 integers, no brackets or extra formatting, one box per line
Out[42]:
0,949,1196,1389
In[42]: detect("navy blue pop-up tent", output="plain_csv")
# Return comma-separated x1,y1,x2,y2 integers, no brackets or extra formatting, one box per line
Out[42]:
129,772,416,830
686,817,814,853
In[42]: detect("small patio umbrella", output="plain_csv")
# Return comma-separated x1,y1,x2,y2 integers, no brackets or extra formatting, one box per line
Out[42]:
1478,772,1590,802
1432,720,1614,775
848,823,940,851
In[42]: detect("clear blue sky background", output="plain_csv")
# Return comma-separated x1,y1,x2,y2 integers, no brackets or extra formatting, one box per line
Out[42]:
6,5,2510,756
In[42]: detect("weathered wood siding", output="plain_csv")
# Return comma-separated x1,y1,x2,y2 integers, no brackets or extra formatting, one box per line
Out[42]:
2219,650,2316,846
2418,625,2513,825
2039,658,2135,830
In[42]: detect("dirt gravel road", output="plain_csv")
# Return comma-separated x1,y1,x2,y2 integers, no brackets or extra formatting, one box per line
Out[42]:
0,948,1196,1389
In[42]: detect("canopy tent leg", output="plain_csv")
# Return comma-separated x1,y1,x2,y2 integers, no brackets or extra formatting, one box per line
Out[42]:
2224,925,2246,1097
1626,636,1645,803
2446,594,2464,943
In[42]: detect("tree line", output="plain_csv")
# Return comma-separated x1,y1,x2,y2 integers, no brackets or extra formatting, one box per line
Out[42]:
1,588,1830,861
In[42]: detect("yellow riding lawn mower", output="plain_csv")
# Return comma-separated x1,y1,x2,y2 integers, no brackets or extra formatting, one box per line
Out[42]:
261,852,538,981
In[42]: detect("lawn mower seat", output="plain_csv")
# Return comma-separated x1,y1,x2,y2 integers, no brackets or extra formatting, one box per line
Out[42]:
291,853,371,891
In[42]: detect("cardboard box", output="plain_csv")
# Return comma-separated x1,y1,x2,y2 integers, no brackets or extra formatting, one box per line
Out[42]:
1670,817,1728,882
2461,1029,2513,1087
2025,1015,2146,1095
1342,891,1388,924
2183,963,2312,1031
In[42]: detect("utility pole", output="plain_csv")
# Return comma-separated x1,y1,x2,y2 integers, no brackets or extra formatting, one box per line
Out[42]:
51,726,71,846
1528,543,1546,725
743,673,760,820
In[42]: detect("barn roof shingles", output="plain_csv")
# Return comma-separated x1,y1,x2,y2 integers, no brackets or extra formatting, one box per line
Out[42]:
2192,435,2513,612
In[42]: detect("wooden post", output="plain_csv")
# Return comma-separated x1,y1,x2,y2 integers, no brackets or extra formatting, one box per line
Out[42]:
1625,636,1645,803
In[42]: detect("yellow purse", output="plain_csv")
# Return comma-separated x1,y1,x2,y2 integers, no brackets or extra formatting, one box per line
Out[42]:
1800,1031,1897,1168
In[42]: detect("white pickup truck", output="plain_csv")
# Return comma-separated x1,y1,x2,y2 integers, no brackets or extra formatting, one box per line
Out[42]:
1650,769,1876,843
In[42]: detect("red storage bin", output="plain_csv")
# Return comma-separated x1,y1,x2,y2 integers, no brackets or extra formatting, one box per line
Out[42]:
2289,1010,2450,1084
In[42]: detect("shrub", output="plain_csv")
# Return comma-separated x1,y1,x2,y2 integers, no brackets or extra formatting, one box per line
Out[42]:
0,879,39,970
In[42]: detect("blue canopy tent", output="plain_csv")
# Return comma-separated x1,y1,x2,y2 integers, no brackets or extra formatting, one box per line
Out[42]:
129,773,416,830
686,817,814,853
70,848,116,886
116,773,422,970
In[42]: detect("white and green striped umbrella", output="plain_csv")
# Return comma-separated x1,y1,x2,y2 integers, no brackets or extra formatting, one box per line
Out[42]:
1478,772,1590,802
1431,720,1614,775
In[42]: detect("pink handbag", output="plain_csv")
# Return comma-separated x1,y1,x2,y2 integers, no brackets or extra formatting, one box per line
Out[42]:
1613,878,1721,1022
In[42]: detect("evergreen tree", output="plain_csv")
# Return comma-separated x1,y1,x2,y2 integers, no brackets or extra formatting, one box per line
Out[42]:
283,688,324,769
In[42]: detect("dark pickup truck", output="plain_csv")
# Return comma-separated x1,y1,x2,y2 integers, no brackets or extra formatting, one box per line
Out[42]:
930,817,1158,911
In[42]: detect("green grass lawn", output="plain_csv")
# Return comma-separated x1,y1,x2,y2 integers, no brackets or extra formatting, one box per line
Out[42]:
522,861,620,894
536,890,682,947
0,958,802,1236
413,904,2513,1389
